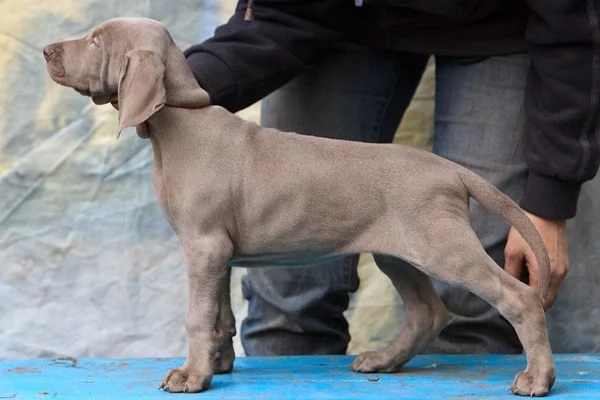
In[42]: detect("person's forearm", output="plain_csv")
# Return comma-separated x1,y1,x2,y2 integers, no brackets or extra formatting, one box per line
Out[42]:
521,0,600,219
184,0,355,112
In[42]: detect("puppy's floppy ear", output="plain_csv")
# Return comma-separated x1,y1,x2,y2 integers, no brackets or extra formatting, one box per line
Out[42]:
117,49,166,137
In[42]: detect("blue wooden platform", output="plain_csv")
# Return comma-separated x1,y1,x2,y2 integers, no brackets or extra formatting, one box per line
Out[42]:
1,354,598,399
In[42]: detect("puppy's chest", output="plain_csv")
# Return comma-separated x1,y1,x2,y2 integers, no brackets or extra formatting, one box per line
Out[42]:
149,140,180,228
149,146,217,231
151,162,175,226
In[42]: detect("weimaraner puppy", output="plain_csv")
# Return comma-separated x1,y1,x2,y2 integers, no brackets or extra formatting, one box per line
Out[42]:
44,17,555,396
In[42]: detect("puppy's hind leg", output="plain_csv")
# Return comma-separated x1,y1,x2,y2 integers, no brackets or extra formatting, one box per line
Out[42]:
351,254,449,373
419,225,555,396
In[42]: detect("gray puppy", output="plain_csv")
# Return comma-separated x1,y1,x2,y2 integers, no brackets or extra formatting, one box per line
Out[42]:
44,17,555,396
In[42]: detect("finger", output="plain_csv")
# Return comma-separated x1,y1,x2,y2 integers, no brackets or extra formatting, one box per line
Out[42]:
544,289,557,310
544,278,560,309
544,267,566,309
504,231,524,281
504,255,523,281
524,246,539,289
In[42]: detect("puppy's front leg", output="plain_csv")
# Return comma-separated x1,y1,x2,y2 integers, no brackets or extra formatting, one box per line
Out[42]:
161,234,233,393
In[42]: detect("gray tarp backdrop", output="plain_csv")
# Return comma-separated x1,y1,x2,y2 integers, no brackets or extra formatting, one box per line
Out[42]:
0,1,598,360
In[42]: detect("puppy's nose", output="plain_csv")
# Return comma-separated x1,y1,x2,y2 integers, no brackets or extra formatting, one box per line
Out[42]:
43,45,55,61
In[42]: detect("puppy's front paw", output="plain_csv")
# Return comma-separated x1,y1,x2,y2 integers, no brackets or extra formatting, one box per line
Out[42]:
160,365,212,393
511,367,555,397
351,351,404,373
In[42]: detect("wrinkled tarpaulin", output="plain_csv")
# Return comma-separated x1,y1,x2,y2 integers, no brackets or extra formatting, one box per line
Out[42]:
0,0,598,360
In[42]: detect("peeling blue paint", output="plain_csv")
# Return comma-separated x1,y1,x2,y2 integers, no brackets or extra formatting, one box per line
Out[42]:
0,355,598,399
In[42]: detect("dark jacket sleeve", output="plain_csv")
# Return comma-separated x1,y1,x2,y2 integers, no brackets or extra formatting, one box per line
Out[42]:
520,0,600,219
185,0,599,220
183,0,355,112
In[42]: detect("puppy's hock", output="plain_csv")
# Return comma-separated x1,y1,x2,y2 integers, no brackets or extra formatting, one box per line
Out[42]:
44,17,555,396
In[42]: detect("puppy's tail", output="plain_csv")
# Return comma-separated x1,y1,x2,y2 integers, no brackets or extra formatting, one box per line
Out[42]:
460,169,550,304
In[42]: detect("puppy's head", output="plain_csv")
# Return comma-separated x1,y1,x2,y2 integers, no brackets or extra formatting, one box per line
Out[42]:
44,18,207,136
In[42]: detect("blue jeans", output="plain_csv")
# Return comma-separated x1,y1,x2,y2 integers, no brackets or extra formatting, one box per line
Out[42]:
241,46,530,355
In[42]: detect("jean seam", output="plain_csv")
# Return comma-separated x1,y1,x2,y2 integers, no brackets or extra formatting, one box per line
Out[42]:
370,65,402,143
343,255,359,293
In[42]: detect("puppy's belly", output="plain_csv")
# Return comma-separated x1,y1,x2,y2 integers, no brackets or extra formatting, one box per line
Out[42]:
229,252,351,268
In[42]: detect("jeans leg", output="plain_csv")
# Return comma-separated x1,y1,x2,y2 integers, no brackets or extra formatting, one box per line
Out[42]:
427,54,530,354
241,46,429,356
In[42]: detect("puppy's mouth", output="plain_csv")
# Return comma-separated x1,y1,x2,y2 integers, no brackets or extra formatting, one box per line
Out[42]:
46,64,66,80
91,93,115,106
75,88,91,97
110,95,119,110
72,86,115,106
